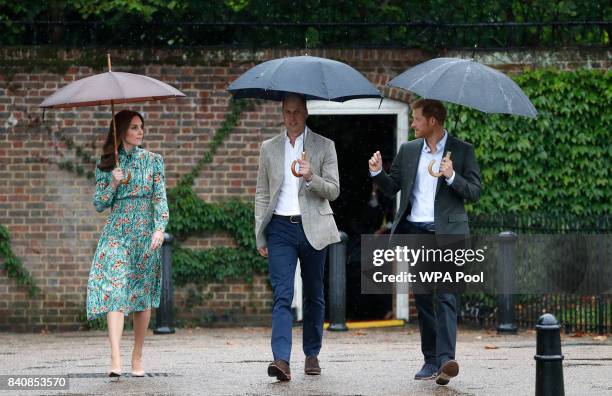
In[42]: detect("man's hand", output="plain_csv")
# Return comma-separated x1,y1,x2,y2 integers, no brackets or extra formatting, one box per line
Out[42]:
369,151,382,173
439,155,454,179
297,158,313,182
257,247,268,257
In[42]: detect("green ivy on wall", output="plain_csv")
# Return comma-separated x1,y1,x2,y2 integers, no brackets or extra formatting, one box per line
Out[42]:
165,98,267,285
449,69,611,218
173,244,267,285
3,68,611,297
2,97,261,295
0,225,40,297
166,185,269,288
56,132,97,179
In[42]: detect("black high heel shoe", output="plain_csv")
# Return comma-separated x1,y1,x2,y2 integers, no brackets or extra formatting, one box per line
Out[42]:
108,370,122,379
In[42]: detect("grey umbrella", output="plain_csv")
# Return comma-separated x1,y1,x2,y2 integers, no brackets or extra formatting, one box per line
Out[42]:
387,57,537,118
227,55,381,102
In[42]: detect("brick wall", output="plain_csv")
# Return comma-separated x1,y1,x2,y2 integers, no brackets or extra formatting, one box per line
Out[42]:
0,47,609,331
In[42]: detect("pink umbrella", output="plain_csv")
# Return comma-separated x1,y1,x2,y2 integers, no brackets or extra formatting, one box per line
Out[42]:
40,54,185,183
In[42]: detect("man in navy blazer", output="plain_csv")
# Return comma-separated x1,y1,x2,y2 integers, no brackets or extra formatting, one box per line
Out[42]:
369,99,481,386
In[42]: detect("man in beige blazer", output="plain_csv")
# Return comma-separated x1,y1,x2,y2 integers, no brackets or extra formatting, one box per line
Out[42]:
255,94,340,381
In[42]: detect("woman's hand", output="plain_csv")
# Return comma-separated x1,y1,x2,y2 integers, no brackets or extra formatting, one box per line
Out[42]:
150,230,165,250
110,168,125,188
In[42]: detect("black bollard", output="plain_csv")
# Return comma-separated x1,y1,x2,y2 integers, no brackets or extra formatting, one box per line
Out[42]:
327,231,349,331
497,231,518,334
154,233,175,334
535,313,565,396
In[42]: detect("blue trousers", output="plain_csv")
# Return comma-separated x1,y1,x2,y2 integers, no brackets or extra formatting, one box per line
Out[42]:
265,217,327,363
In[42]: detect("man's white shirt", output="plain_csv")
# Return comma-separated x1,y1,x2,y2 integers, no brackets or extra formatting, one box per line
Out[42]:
370,131,455,222
274,128,307,216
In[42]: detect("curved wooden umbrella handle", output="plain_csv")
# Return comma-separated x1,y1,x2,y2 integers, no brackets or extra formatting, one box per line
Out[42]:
291,151,306,178
428,151,451,177
119,170,132,185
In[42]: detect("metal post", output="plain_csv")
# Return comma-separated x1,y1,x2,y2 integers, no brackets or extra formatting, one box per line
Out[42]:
535,313,565,396
497,231,518,334
327,231,348,331
154,233,175,334
597,294,605,335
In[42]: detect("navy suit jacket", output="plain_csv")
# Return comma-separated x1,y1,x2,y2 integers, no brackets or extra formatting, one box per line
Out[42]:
372,134,481,235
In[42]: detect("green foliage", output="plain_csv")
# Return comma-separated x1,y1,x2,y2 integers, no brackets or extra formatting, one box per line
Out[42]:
55,131,97,179
59,132,97,165
448,69,611,218
79,311,107,330
167,195,256,249
4,67,610,306
165,98,266,286
173,244,266,286
1,97,256,304
72,0,181,21
0,1,609,47
168,196,267,285
0,225,40,297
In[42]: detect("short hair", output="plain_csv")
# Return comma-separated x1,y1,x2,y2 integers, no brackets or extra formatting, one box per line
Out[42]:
282,93,307,111
411,99,446,124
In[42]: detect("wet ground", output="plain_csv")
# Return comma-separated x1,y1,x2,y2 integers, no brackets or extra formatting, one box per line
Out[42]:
0,325,610,395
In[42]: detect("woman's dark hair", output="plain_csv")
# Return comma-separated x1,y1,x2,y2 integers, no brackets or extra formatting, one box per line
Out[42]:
98,110,145,171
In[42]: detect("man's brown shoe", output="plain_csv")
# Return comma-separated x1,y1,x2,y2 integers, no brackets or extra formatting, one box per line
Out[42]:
268,360,291,381
435,359,459,385
305,355,321,375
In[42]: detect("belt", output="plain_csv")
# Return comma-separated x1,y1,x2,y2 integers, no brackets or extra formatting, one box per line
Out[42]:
273,214,302,223
407,221,436,233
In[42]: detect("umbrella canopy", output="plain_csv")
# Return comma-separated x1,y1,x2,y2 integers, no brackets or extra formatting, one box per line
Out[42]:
39,71,185,109
227,55,381,102
387,57,537,118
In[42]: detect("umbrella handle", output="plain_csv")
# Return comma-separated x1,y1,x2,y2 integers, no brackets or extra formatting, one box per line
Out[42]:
120,170,132,185
110,96,131,185
113,166,132,185
291,152,306,178
428,151,451,177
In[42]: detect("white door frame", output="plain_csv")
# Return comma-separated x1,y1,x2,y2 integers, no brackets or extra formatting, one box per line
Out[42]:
306,98,411,321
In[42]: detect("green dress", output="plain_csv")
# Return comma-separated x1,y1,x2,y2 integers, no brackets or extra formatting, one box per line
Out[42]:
86,146,169,320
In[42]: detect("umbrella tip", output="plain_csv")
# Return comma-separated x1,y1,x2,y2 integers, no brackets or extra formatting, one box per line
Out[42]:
107,53,112,72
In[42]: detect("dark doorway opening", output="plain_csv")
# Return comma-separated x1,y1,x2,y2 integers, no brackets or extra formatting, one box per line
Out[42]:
307,114,396,321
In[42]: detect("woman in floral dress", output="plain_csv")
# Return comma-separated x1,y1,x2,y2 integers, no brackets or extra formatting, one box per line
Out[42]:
87,110,169,377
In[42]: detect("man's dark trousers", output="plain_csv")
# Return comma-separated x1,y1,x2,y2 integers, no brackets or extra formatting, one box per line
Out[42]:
396,219,458,367
266,216,327,363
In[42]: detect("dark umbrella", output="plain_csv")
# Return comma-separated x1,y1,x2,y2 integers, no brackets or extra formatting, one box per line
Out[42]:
387,57,537,118
228,55,381,177
388,57,537,177
227,55,381,102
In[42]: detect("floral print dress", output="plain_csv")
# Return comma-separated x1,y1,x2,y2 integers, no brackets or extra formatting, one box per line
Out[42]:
86,146,169,320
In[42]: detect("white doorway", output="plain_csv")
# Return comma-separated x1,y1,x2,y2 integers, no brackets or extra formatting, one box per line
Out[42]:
305,98,411,321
